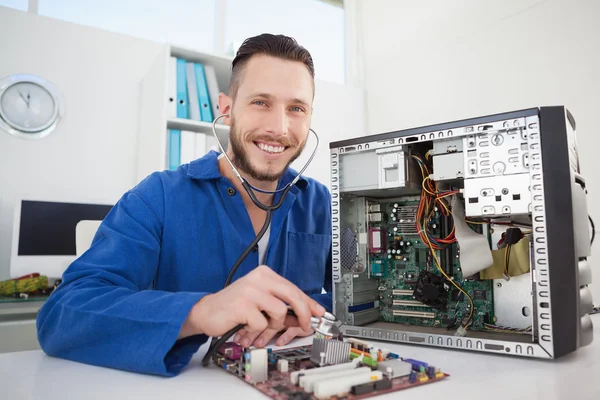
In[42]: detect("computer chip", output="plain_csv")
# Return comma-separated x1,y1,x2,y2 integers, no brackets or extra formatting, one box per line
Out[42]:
473,290,487,300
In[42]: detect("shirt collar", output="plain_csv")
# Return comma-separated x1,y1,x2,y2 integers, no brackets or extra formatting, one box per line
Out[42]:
187,150,309,190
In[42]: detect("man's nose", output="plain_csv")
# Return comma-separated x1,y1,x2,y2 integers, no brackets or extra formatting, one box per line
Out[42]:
264,106,289,137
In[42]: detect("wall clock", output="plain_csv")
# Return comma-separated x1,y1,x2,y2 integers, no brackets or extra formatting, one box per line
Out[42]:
0,74,64,139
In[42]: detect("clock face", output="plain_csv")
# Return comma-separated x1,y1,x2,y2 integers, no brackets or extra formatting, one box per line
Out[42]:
0,81,58,133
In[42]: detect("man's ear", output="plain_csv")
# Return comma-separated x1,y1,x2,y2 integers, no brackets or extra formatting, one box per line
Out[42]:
218,92,233,125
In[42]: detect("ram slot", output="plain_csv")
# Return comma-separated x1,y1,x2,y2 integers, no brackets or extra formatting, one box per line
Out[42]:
290,359,360,385
392,289,414,296
313,370,383,399
301,367,373,393
392,299,428,307
392,310,436,318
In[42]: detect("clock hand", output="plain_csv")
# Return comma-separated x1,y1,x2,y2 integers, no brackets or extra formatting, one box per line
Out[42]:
18,91,30,107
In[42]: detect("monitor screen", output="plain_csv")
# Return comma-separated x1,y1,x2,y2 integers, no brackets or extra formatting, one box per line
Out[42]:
10,199,114,278
18,200,113,256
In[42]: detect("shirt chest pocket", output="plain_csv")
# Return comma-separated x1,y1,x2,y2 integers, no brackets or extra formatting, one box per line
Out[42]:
285,232,331,295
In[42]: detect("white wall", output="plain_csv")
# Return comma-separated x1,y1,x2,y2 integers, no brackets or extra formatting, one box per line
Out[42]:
291,79,366,188
0,7,163,279
358,0,600,300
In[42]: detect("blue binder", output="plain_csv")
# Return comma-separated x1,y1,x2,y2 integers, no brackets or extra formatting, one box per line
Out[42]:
168,129,181,170
170,58,187,170
194,63,214,122
176,58,188,118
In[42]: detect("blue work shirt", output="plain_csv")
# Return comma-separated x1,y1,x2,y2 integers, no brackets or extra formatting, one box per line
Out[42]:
36,150,332,377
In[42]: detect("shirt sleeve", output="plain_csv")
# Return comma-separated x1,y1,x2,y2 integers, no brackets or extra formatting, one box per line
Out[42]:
36,179,208,377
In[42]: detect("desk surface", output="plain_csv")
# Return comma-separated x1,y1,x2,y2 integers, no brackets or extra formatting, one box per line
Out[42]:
1,315,598,400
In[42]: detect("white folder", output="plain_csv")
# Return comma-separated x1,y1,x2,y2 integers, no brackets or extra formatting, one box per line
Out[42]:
186,62,201,121
167,57,177,118
204,65,222,123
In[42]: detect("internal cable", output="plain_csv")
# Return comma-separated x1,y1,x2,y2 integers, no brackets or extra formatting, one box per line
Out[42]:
483,323,532,334
422,233,474,328
504,244,512,279
411,153,474,330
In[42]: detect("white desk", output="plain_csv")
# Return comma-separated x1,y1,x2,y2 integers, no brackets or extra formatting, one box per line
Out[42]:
0,301,44,353
1,315,598,400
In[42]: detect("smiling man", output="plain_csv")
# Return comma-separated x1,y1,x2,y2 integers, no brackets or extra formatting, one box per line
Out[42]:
36,34,332,377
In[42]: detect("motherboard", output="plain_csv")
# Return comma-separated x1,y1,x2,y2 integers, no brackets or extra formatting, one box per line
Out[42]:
368,199,494,330
212,337,448,400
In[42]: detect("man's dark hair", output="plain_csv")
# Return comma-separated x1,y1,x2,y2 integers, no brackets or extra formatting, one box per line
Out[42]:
229,33,315,98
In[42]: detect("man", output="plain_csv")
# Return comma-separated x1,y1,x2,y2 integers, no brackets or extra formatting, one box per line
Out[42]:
36,33,332,377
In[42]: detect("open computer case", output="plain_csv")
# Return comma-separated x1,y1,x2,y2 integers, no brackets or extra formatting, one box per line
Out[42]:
329,106,593,359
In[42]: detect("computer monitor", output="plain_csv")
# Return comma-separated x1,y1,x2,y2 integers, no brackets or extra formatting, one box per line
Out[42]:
10,199,113,279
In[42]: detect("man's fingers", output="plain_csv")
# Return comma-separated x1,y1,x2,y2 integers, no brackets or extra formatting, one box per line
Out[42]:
275,326,314,346
233,328,248,344
253,328,280,348
284,314,301,328
254,268,319,332
252,291,288,330
243,307,269,338
310,300,326,318
239,329,264,348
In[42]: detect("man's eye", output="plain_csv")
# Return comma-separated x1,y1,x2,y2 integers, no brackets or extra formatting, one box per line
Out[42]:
253,100,266,106
290,106,304,112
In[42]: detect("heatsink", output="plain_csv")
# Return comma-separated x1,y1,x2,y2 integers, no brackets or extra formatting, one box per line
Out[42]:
310,338,351,366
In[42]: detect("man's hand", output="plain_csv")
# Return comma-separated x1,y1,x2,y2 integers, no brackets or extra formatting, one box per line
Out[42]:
232,323,314,348
178,265,325,340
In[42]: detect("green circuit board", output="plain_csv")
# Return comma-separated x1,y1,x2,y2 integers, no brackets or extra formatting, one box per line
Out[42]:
368,200,494,330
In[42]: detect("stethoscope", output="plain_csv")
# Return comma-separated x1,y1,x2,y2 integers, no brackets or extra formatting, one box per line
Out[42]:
202,113,337,366
212,113,319,200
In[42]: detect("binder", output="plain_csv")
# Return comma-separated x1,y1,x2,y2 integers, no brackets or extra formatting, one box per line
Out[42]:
180,130,197,164
194,132,207,159
193,63,214,122
186,62,201,121
167,57,177,118
175,58,188,119
204,65,221,122
168,129,181,170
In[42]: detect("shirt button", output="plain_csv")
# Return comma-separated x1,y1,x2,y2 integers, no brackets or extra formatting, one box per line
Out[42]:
227,187,236,196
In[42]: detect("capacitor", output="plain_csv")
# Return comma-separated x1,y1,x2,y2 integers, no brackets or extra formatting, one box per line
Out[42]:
392,216,397,221
393,227,398,232
388,255,392,259
394,203,398,207
409,371,417,383
399,241,404,246
403,257,408,262
387,249,392,254
392,208,397,213
406,241,411,247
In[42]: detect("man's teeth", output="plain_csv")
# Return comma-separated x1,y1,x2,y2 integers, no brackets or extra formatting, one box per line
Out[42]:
257,143,285,153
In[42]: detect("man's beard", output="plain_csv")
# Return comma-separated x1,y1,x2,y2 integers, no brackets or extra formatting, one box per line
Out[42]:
228,119,307,182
